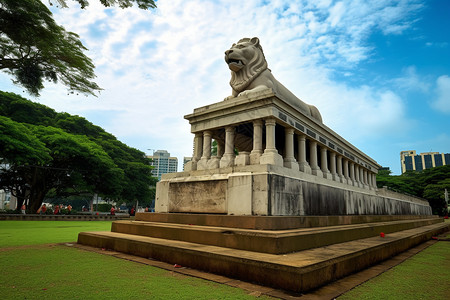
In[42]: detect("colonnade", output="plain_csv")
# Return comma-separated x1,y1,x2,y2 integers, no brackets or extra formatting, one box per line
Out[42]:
187,118,377,190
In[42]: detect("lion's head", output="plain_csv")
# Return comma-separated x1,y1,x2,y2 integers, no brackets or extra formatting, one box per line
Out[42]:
224,37,268,93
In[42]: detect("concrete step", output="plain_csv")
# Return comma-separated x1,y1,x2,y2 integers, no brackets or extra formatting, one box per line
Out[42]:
134,212,438,230
110,217,442,254
78,221,449,293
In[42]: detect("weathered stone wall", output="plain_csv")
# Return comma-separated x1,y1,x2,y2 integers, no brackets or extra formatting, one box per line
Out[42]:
377,186,429,205
267,174,431,216
155,166,432,216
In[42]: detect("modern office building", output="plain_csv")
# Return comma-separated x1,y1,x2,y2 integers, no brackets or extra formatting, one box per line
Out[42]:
183,157,192,171
147,150,178,180
400,150,450,173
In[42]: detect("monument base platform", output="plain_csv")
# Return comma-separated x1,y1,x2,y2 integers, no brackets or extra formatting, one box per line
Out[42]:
78,214,449,293
156,165,432,216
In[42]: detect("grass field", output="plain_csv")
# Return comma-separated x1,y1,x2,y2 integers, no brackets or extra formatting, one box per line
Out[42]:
0,221,112,247
338,241,450,300
0,220,449,299
0,220,271,300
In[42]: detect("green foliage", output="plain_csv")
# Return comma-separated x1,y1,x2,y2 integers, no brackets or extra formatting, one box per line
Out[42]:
1,0,157,97
0,115,51,165
0,0,102,96
96,203,112,212
52,0,156,9
0,91,156,212
377,165,450,215
377,168,392,176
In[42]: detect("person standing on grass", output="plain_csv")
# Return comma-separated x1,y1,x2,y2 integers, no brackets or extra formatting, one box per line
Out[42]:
67,205,72,214
21,203,26,214
110,206,116,215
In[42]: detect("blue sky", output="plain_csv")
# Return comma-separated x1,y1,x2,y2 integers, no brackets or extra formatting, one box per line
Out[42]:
1,0,449,175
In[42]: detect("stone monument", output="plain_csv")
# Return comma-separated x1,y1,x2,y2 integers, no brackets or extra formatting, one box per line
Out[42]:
78,38,447,294
155,37,431,216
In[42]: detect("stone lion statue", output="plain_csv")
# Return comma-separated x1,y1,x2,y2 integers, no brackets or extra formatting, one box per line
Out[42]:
224,37,322,122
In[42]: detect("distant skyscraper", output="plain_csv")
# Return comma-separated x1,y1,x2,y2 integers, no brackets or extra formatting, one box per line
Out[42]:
147,150,178,180
400,150,450,173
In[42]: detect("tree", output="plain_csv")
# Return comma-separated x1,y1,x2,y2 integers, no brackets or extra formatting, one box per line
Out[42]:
0,115,52,211
0,118,126,212
377,165,450,215
50,0,156,9
0,91,156,212
0,0,102,96
0,0,156,97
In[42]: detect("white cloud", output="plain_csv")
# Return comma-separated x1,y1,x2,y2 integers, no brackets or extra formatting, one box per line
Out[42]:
393,66,430,93
432,75,450,113
1,0,427,167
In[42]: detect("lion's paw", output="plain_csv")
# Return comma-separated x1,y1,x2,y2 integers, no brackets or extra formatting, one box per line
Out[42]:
224,95,236,101
237,90,252,97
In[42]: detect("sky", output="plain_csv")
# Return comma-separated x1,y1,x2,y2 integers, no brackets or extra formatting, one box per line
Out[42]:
1,0,449,175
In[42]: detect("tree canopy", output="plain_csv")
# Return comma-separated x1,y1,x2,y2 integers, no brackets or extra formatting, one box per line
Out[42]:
0,0,156,96
0,91,157,212
377,165,450,215
50,0,156,9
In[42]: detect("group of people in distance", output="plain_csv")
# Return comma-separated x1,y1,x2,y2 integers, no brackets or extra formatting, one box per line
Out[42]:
19,203,150,216
20,203,72,215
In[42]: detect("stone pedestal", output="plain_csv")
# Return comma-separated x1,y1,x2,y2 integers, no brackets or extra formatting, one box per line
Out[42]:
155,164,432,216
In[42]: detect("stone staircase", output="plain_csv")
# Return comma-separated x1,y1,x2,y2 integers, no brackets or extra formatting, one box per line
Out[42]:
77,213,449,293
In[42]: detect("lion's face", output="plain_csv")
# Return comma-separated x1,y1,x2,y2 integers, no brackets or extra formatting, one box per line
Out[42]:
225,41,255,72
224,37,268,92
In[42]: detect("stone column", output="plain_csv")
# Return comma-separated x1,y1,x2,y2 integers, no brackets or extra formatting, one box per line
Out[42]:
184,132,203,171
355,165,361,187
310,141,323,177
217,141,224,157
250,120,263,165
330,152,337,181
372,173,377,190
284,128,299,170
343,158,349,184
207,139,221,169
197,131,211,170
350,162,355,186
297,135,311,174
363,169,369,189
194,133,203,162
320,146,332,179
367,171,374,190
359,166,364,188
220,126,236,168
337,155,344,183
260,118,283,166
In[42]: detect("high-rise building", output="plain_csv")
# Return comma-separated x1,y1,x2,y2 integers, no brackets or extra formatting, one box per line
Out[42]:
183,157,192,170
147,150,178,180
400,150,450,173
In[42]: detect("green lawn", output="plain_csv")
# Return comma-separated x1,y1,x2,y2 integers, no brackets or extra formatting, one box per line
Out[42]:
0,221,270,299
337,241,450,299
339,219,450,299
0,220,112,247
0,220,449,299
